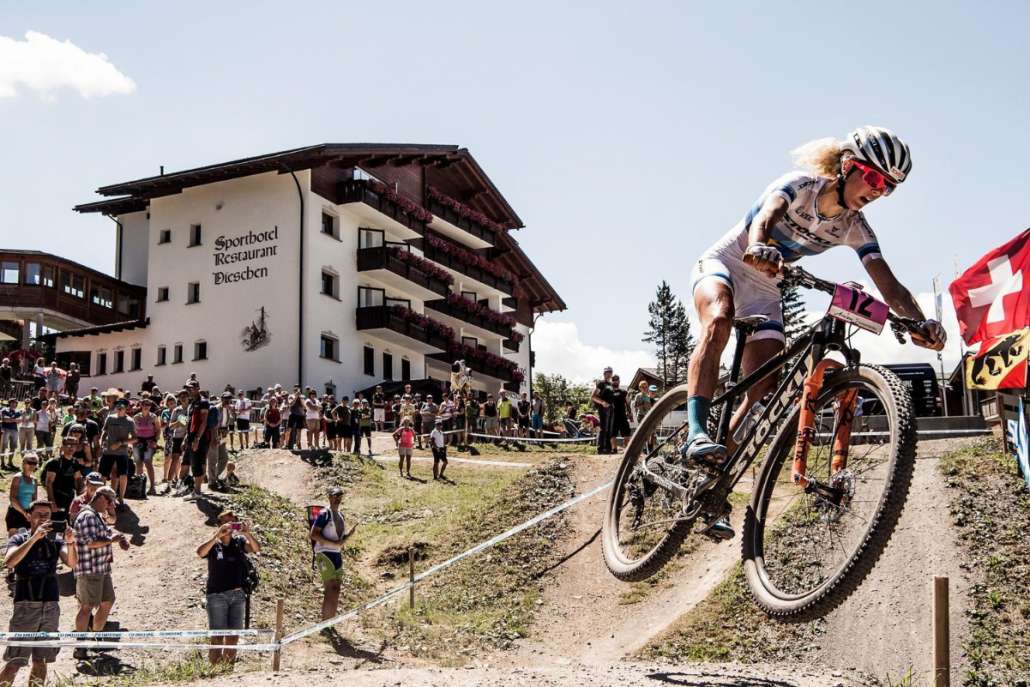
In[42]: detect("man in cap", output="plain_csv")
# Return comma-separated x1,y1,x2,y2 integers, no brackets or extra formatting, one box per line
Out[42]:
590,367,615,454
309,486,358,620
72,486,128,659
429,419,448,480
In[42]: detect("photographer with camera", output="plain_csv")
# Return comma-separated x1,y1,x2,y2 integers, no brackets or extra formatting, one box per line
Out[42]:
72,486,128,660
1,499,76,687
196,510,260,665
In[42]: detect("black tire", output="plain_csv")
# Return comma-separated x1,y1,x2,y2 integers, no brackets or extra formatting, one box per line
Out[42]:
742,364,916,616
602,383,695,582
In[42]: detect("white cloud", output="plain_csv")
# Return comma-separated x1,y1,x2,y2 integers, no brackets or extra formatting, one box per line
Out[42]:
0,31,136,100
533,319,655,384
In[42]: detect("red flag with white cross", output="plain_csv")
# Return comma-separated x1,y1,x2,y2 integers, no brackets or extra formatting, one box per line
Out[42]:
949,228,1030,346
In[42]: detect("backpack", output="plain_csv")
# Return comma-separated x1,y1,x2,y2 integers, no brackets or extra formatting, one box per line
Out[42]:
241,551,259,594
125,473,147,500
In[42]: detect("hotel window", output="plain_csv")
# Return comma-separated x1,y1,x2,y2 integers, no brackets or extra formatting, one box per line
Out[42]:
321,270,338,299
159,229,172,244
461,290,478,302
193,340,207,361
1,262,19,284
382,352,393,381
156,287,169,302
117,297,141,318
186,282,200,304
384,297,410,309
130,348,142,371
25,263,55,287
156,346,167,366
357,286,384,308
173,344,183,364
320,334,339,361
321,211,339,239
113,350,125,374
91,286,114,309
401,358,411,381
189,224,202,247
363,346,374,376
462,336,479,349
96,352,107,376
358,228,384,249
62,272,85,298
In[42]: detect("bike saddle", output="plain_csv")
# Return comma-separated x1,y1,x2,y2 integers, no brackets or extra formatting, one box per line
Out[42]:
733,315,769,333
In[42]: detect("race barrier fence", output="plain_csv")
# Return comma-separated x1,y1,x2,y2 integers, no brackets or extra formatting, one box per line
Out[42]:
0,476,616,669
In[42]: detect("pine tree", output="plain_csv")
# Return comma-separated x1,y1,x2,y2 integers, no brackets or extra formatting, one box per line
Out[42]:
643,281,678,386
670,301,696,386
780,283,807,344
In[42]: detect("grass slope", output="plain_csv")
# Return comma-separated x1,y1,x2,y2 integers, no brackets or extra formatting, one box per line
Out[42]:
939,437,1029,686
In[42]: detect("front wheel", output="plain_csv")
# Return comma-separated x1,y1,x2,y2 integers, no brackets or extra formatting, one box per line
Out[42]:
742,364,916,616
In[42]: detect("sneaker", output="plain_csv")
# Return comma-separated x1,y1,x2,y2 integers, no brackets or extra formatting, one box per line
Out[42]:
73,647,90,660
681,433,727,468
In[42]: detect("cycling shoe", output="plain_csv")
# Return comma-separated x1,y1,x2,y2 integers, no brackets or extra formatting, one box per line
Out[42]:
700,516,735,541
680,433,728,468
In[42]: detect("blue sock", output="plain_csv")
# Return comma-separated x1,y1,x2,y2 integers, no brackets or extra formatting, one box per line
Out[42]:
687,396,710,443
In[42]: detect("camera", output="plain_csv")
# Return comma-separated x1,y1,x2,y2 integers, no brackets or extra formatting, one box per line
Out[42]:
230,523,243,531
50,513,67,535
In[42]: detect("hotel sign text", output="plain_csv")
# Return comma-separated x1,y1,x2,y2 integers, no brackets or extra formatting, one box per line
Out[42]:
212,226,279,285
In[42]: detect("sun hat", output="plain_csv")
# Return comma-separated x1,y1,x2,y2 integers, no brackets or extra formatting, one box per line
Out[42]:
85,472,106,486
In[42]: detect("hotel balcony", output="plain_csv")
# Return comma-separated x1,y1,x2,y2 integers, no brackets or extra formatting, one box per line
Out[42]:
338,179,426,241
356,246,451,301
428,348,520,385
355,305,450,354
502,337,521,353
418,240,514,297
424,297,516,342
425,197,497,249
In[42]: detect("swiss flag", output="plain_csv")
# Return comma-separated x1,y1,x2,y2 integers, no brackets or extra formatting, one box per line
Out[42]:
950,229,1030,345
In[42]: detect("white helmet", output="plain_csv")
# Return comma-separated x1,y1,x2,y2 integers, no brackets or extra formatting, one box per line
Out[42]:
841,126,912,184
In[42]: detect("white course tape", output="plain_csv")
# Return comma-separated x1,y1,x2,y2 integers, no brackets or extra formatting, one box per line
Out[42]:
280,478,613,646
0,640,279,652
469,433,593,444
0,629,272,639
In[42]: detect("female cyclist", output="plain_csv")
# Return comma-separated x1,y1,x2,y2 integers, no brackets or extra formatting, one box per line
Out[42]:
684,126,946,538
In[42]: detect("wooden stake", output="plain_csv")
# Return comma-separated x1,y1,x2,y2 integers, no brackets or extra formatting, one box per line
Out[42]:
271,598,284,672
933,576,950,687
408,547,416,609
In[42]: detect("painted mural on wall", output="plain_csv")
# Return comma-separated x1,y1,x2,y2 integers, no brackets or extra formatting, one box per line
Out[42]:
241,306,270,351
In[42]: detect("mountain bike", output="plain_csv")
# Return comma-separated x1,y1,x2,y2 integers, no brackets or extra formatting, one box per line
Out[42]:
601,265,923,616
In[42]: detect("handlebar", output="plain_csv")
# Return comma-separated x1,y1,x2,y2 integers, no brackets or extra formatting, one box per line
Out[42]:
778,265,924,343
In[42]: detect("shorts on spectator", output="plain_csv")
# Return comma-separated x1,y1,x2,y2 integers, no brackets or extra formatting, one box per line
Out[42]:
235,418,250,432
305,419,320,432
188,437,210,478
5,505,29,532
170,437,185,455
206,589,246,630
76,574,115,607
373,408,385,423
335,422,351,438
398,447,412,459
517,417,530,429
287,415,305,430
99,453,130,478
531,414,543,430
360,426,371,437
263,426,281,447
4,601,60,665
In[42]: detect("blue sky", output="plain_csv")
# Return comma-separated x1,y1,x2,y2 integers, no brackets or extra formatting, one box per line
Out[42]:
2,2,1028,381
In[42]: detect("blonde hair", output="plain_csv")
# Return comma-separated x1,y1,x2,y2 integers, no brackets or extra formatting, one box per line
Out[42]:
791,137,846,178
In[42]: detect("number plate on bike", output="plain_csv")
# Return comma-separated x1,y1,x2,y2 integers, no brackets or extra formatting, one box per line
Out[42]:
827,284,889,334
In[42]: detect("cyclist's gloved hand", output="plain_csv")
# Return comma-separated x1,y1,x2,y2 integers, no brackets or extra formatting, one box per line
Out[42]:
910,319,947,351
743,243,782,277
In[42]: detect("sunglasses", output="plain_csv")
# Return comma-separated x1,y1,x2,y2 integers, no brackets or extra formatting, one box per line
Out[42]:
851,160,895,196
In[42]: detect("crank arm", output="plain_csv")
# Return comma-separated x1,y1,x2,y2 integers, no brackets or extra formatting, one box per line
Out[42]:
637,464,691,500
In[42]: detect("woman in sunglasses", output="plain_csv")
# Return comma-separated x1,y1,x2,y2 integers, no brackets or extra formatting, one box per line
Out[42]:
683,126,946,539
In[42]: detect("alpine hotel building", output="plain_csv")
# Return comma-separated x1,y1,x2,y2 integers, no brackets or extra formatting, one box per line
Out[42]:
49,144,565,395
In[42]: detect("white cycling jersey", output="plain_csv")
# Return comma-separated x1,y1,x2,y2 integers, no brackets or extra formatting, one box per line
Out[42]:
691,171,884,343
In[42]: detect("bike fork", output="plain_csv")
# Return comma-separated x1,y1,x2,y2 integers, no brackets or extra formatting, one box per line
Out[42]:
792,358,856,486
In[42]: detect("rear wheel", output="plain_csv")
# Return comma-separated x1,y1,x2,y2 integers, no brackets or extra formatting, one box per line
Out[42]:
602,384,697,582
742,364,916,616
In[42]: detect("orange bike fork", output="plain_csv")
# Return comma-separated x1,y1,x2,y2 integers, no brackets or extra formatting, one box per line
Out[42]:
792,359,856,486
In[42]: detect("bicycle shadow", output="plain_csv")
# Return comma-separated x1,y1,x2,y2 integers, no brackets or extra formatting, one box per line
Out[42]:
114,505,150,546
320,627,387,667
646,672,797,687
